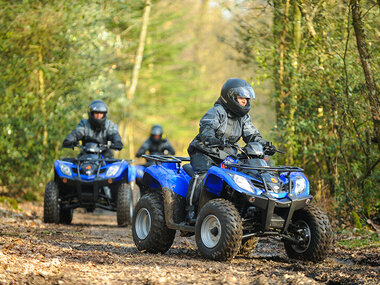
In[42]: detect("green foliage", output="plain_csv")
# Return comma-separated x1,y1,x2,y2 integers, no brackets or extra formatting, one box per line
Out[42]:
352,211,362,229
0,0,243,198
232,0,379,222
0,0,138,196
0,196,20,211
338,229,380,249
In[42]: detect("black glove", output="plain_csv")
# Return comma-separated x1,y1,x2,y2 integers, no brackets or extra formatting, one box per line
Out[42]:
62,141,78,149
263,141,277,155
204,137,222,146
110,143,123,151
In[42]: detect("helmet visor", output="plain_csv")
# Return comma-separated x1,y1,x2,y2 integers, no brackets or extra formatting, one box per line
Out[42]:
151,128,162,136
228,86,255,100
151,125,163,136
89,101,107,113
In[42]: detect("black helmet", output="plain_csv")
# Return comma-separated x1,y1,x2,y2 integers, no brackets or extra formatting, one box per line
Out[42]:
220,78,255,117
88,100,107,129
150,124,163,143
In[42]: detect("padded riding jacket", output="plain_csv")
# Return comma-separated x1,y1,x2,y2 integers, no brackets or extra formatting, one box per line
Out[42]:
62,119,123,157
188,99,267,157
136,138,175,157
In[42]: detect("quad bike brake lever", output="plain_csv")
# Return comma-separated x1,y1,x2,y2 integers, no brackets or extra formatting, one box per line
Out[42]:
275,148,285,154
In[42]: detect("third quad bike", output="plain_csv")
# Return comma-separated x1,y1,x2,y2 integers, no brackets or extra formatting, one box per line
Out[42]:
43,142,140,226
132,142,332,262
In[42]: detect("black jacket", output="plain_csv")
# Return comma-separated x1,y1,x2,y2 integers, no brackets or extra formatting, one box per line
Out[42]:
62,119,123,157
188,99,267,157
136,137,175,157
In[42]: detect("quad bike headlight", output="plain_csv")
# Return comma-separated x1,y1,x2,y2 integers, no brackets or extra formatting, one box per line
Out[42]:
106,165,120,177
293,176,307,195
228,173,256,194
59,163,72,177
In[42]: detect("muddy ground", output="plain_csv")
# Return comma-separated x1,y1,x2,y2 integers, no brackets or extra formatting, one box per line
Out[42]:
0,203,379,285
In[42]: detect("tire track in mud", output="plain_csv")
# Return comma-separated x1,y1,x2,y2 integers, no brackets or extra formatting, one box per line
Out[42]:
0,204,379,284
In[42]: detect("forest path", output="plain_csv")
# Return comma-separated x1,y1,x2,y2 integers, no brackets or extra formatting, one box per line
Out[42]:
0,202,378,284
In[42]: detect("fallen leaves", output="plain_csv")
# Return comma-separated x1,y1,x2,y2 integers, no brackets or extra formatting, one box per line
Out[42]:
0,202,379,284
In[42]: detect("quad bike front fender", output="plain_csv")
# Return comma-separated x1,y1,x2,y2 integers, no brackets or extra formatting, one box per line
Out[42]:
203,166,263,196
143,163,190,197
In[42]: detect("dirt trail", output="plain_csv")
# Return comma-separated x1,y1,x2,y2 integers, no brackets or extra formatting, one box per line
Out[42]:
0,203,379,284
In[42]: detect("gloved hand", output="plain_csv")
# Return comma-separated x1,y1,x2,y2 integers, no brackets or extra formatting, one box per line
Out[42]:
204,137,222,146
263,141,277,155
69,142,79,150
110,143,123,151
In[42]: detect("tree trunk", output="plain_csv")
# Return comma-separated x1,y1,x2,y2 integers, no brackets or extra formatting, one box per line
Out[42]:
126,0,151,100
279,0,290,116
125,0,151,158
350,0,380,149
192,0,209,109
38,48,48,147
287,3,302,165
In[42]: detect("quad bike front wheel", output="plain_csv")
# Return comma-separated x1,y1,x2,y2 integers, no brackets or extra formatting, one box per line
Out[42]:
284,205,332,262
132,192,176,254
43,181,60,223
195,199,242,261
117,183,133,227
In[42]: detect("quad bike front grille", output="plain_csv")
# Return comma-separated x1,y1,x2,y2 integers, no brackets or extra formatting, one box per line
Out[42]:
251,179,265,189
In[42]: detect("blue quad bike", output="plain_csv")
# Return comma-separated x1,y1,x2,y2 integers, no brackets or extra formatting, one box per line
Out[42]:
43,142,140,226
132,142,332,262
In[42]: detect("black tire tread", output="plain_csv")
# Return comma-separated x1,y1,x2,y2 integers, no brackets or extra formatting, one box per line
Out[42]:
43,181,60,223
132,192,176,254
196,198,242,261
284,205,332,262
117,183,132,227
132,183,141,208
60,209,73,225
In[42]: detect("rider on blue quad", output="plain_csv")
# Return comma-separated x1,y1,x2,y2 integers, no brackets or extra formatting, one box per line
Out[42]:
135,124,175,186
186,78,276,219
45,100,138,226
63,99,123,156
136,124,175,162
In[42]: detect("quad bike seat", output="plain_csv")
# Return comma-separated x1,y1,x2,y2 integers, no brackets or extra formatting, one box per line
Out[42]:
182,163,194,177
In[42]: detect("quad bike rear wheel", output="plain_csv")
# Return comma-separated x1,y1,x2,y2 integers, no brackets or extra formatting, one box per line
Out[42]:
43,181,60,223
195,199,242,261
284,205,332,262
132,192,176,254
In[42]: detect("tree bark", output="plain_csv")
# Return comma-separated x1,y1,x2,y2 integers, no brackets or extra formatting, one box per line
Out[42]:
297,0,316,37
287,2,302,165
279,0,290,115
126,0,151,101
350,0,380,149
125,0,151,158
38,47,48,147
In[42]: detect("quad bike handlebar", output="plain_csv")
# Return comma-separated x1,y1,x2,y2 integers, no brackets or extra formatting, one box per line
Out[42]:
142,154,190,163
205,141,284,155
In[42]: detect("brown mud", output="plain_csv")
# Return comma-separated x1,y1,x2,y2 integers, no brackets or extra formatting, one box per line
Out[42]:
0,203,379,284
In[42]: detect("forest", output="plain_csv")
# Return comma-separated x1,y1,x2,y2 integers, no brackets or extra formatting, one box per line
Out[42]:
1,0,378,227
0,0,379,284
